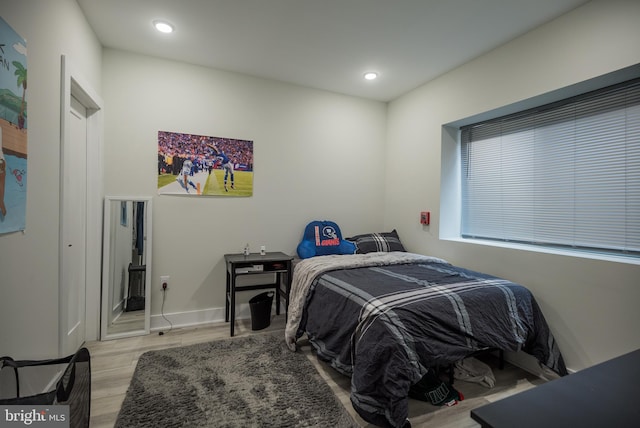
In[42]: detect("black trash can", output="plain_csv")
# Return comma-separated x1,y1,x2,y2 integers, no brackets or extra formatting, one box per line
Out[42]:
249,291,274,330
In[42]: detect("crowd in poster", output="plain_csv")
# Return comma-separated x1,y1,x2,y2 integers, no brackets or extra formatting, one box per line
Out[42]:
157,130,253,196
0,16,28,234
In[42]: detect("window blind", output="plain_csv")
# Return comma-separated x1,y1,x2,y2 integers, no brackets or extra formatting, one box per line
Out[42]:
461,78,640,257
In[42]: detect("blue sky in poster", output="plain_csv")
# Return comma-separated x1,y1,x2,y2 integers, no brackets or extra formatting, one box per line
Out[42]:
0,16,27,126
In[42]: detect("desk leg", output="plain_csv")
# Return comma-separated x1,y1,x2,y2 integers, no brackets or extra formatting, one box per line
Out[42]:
230,274,236,337
225,270,230,322
285,264,292,323
275,273,281,316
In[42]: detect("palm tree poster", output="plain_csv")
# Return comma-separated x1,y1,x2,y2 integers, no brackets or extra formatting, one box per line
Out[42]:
157,131,254,197
0,16,27,234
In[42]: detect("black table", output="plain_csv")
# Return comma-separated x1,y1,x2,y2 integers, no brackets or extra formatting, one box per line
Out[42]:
470,348,640,428
224,252,293,336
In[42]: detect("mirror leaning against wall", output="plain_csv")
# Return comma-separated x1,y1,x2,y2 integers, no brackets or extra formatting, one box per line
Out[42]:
101,196,152,340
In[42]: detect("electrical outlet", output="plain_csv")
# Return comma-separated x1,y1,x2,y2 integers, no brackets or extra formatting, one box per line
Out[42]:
160,275,170,290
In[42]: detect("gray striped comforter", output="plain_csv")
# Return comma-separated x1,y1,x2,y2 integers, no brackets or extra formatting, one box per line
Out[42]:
292,253,567,428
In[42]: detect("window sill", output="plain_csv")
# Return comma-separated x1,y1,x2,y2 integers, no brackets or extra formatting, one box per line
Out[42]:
442,237,640,266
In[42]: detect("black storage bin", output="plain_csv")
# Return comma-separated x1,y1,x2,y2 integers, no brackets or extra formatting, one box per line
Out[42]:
249,291,274,330
0,347,91,428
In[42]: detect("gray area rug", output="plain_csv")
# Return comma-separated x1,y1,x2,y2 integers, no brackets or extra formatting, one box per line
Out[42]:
115,332,358,427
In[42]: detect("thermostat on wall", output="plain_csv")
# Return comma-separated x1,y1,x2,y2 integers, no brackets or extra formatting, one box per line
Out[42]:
420,211,430,225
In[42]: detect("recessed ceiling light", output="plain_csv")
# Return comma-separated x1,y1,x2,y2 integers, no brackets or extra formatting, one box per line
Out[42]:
364,72,378,81
154,20,174,33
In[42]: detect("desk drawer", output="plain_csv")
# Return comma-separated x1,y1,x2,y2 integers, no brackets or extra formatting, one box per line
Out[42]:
234,261,288,274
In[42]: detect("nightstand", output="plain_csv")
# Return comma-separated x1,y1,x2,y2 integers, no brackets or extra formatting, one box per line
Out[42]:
224,252,293,336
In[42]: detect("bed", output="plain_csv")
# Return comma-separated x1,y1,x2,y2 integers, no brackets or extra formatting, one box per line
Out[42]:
284,231,567,428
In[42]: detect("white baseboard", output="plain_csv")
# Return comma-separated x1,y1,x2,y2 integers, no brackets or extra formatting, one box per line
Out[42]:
503,350,576,379
151,303,269,332
151,307,583,377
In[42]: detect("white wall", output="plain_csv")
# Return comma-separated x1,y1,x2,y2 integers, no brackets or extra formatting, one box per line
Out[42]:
0,0,102,359
101,49,387,321
385,0,640,371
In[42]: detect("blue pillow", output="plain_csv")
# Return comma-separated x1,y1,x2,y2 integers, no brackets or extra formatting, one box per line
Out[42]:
296,220,356,259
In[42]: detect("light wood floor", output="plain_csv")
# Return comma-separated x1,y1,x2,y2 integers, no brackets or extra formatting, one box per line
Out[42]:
105,310,145,336
85,315,544,428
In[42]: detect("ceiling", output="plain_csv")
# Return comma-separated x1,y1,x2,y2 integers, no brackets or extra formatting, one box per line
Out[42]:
77,0,589,102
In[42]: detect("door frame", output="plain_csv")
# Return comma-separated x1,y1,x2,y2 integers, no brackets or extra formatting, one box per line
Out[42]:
59,55,104,354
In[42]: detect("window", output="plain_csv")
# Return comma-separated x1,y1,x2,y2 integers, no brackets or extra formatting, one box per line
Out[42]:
460,78,640,257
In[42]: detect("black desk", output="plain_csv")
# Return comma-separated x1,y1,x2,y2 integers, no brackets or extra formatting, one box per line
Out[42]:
470,348,640,428
224,252,293,337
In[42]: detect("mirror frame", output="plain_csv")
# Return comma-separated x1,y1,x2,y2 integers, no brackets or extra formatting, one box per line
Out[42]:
100,196,152,340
